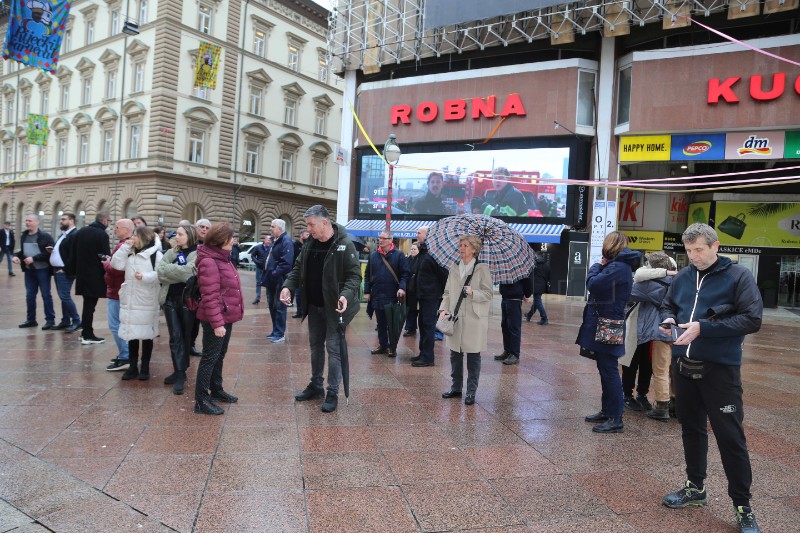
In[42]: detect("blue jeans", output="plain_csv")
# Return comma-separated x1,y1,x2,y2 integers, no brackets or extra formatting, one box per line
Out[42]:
596,350,624,419
266,284,287,337
295,288,302,315
527,293,548,320
24,268,55,323
1,250,12,273
255,268,264,300
53,271,80,325
107,298,129,360
500,299,522,357
307,304,343,394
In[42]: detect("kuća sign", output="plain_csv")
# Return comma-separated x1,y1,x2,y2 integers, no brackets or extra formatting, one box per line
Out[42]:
391,93,526,125
707,72,800,104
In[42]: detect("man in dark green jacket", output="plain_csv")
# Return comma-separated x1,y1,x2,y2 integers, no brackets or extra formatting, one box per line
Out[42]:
281,205,361,413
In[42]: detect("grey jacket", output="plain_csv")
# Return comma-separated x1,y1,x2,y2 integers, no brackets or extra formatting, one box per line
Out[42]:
630,266,673,344
156,248,197,305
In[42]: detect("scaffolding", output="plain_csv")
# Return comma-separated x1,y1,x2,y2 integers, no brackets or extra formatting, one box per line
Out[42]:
327,0,796,74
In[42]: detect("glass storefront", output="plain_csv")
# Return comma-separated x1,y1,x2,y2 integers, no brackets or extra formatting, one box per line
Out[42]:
779,256,799,308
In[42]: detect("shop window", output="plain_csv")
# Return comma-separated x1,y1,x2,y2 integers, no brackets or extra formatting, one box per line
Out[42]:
239,211,258,242
576,70,596,128
616,66,632,126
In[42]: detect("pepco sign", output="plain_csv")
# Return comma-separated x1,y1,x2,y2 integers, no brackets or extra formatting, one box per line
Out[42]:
670,134,726,160
390,93,526,125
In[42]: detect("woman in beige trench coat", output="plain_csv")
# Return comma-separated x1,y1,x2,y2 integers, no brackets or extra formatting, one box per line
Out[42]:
438,235,493,405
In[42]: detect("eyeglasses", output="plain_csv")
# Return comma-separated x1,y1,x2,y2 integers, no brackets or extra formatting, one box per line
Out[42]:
198,225,209,229
378,237,391,240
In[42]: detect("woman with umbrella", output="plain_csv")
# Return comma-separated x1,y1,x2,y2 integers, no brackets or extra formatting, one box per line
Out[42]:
438,235,493,405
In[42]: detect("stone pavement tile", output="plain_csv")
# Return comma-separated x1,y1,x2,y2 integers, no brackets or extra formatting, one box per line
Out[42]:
370,423,455,450
747,496,800,532
46,455,124,489
438,421,528,447
363,403,433,425
38,426,143,459
148,398,226,428
131,425,221,455
492,474,613,524
385,448,483,485
218,426,299,454
0,499,36,531
403,480,522,531
194,491,306,533
207,452,302,491
105,454,213,497
620,507,732,533
572,468,671,514
0,426,64,455
744,424,800,459
38,500,171,533
24,386,107,406
299,426,377,452
353,386,417,404
222,403,297,426
306,486,419,532
0,387,43,405
294,401,369,426
301,451,397,489
418,398,498,423
462,444,560,479
479,400,547,421
124,492,203,533
232,385,297,405
69,404,158,429
93,385,170,407
747,455,800,499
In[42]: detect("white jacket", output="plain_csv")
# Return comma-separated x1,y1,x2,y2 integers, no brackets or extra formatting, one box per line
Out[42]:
112,242,163,341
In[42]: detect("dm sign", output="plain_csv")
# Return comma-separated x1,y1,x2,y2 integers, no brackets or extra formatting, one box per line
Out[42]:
724,132,784,160
619,135,671,162
2,0,74,73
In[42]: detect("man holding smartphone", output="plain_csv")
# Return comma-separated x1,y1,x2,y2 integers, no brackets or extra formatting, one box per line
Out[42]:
66,212,111,343
659,223,763,533
13,214,55,328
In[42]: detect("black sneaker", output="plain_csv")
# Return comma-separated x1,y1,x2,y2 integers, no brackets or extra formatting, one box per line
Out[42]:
623,395,642,412
735,505,762,533
106,358,130,372
321,391,338,412
80,335,105,345
636,394,652,411
295,383,325,401
493,351,510,361
662,480,707,509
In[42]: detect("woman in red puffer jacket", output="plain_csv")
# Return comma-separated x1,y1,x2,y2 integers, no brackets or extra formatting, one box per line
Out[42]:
194,222,244,415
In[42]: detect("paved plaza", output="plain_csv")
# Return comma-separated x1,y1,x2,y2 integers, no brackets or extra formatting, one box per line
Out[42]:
0,270,799,532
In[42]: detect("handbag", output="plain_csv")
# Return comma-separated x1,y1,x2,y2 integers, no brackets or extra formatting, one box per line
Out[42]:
436,262,478,337
677,356,706,380
592,300,624,345
717,213,747,240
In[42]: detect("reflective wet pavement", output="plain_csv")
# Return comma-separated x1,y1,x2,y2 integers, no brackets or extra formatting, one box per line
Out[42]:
1,271,799,532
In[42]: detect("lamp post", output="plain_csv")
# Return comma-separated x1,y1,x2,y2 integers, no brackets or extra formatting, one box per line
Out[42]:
383,134,401,232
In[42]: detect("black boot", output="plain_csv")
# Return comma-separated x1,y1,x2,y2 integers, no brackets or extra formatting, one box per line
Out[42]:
139,353,151,381
194,398,224,415
173,371,187,395
122,354,139,380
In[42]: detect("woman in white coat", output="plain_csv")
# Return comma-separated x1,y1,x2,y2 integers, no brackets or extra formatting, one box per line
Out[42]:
111,226,163,381
438,235,493,405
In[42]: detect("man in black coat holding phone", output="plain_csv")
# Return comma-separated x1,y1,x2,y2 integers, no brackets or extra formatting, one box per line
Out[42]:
67,212,111,343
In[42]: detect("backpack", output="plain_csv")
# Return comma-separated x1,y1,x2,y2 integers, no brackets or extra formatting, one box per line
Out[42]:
183,274,202,311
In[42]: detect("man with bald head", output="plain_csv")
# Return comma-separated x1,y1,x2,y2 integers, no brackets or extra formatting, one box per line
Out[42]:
13,214,55,328
104,218,134,371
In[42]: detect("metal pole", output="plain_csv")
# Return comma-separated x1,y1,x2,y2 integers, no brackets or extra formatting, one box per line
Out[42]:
114,0,134,221
231,0,251,226
12,72,20,230
385,162,393,232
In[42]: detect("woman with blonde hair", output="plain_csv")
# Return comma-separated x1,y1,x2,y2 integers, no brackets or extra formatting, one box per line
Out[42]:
111,226,164,381
438,234,493,405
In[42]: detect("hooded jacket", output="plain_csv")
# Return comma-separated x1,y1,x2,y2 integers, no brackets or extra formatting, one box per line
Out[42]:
196,244,244,328
111,241,163,341
575,248,640,357
660,256,762,365
630,268,673,344
261,231,294,288
414,242,448,301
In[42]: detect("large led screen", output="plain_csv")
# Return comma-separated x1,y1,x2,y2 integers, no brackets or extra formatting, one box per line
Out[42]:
355,138,589,226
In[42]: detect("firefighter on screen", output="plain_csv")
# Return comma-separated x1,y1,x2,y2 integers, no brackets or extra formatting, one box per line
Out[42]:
481,167,528,217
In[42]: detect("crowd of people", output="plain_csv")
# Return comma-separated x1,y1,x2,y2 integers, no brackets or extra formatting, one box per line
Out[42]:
4,210,764,532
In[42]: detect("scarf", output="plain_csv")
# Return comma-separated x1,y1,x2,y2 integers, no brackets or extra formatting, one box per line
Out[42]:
378,242,395,256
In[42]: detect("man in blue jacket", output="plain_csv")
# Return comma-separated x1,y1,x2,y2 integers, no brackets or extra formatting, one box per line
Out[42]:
364,230,408,357
659,223,763,533
250,234,271,305
262,220,293,343
494,274,533,365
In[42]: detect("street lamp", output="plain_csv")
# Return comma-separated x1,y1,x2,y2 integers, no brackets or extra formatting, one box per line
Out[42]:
383,134,401,232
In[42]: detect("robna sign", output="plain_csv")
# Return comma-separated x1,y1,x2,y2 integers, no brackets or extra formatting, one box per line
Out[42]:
708,72,799,104
390,93,526,124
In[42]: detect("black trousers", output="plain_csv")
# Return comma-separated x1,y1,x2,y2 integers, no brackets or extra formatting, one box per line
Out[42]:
450,350,481,395
673,358,752,507
622,342,653,397
417,298,440,362
81,296,100,337
196,322,233,402
163,297,193,373
500,299,522,357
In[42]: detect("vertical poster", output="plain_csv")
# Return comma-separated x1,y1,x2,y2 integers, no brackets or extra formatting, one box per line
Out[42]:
3,0,74,73
193,42,221,89
715,202,800,248
27,113,49,145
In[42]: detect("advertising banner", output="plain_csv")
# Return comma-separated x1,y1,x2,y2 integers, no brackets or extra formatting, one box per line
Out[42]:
715,202,800,248
2,0,73,72
619,135,671,162
688,202,711,226
784,131,800,159
193,42,221,89
662,232,685,252
625,230,664,251
26,113,48,145
590,200,616,265
724,132,784,160
670,134,726,160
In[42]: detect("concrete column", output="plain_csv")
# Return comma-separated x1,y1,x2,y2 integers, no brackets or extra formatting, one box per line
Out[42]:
336,69,358,225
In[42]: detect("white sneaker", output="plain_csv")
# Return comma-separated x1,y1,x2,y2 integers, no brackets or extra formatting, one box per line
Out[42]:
80,335,106,345
270,336,285,343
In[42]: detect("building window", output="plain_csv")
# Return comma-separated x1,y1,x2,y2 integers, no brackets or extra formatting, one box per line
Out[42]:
193,86,210,100
616,66,632,126
79,134,89,164
41,90,49,113
280,148,295,181
60,86,69,110
64,30,72,53
3,145,12,171
254,29,266,57
311,157,324,187
22,95,31,119
5,98,13,124
314,108,327,136
577,70,596,128
139,0,148,24
287,45,299,72
189,129,205,164
111,11,120,35
284,99,297,126
133,62,145,93
102,131,113,161
86,21,95,45
106,70,117,99
198,5,212,34
82,78,92,105
58,139,67,166
245,142,259,173
20,145,29,171
37,145,46,169
318,58,328,83
129,124,141,158
249,86,263,115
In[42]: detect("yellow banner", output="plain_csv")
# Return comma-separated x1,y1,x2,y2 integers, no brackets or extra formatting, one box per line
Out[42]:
194,42,221,89
619,135,672,162
715,202,800,248
625,230,664,250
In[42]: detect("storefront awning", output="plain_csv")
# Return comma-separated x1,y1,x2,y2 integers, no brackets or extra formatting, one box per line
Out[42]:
345,219,564,243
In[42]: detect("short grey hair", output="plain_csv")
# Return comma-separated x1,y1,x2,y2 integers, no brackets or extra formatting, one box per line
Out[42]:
303,205,329,219
195,218,211,227
682,223,718,247
271,219,286,231
25,214,39,222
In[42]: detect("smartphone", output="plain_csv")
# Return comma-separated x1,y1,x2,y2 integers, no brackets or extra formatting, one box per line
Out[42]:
670,325,686,341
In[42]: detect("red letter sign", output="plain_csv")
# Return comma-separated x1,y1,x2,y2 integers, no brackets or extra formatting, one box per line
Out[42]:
416,102,439,122
471,96,496,119
443,99,466,121
391,105,411,125
749,73,785,101
707,77,740,104
499,93,526,117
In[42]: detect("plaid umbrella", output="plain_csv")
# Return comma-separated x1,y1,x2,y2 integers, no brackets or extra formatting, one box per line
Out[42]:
426,214,536,284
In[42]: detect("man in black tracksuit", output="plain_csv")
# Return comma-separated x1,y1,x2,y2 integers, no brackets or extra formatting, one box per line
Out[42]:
494,275,532,365
410,228,448,367
659,223,763,533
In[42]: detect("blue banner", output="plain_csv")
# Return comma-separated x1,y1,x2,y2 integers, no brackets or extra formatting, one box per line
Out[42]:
3,0,73,73
670,134,726,161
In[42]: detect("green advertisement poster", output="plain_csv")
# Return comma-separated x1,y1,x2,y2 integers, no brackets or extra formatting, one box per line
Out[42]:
688,202,711,225
785,131,800,159
715,202,800,248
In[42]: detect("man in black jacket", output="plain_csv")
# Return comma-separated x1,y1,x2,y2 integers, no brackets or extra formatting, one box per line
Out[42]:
494,275,533,365
250,235,270,305
525,253,551,324
482,167,528,217
13,214,55,328
364,230,408,356
67,212,111,343
49,213,81,331
659,223,763,533
1,221,15,276
410,226,448,367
